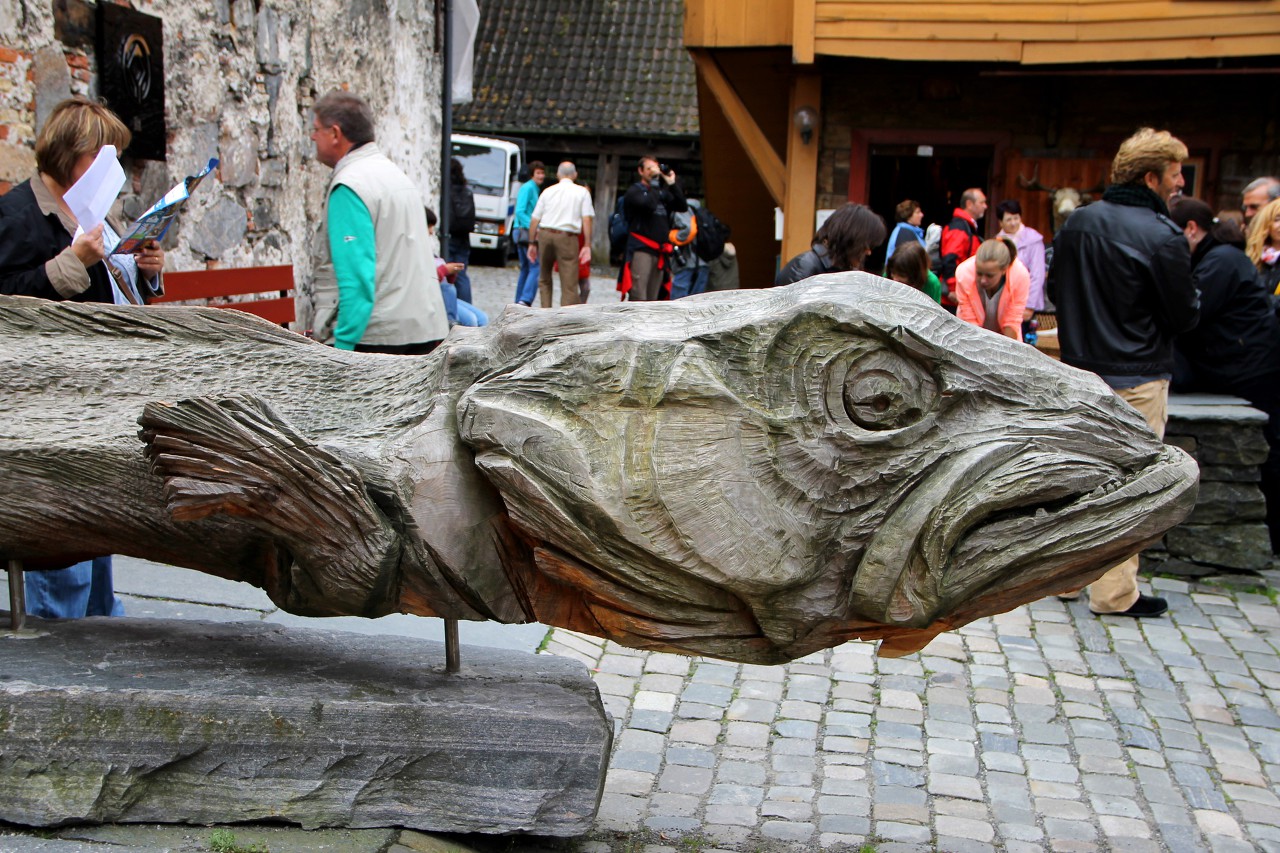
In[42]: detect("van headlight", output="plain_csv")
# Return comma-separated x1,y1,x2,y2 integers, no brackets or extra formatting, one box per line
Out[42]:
475,221,500,235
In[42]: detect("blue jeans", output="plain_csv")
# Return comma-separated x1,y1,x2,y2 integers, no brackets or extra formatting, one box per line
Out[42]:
515,243,539,305
24,556,124,619
446,235,472,304
671,265,710,299
455,299,488,327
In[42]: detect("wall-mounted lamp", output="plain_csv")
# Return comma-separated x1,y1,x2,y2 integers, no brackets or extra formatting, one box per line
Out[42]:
793,106,818,145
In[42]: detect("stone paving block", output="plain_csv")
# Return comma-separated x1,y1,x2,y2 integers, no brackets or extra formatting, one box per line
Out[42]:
675,702,723,720
716,761,765,786
597,654,644,677
637,673,684,694
726,698,776,723
762,799,812,820
605,769,656,796
691,663,738,685
611,750,662,774
723,721,768,748
874,820,931,842
736,679,782,702
1043,817,1098,842
643,814,700,832
929,773,984,801
926,720,977,742
680,683,732,706
1197,809,1245,838
648,792,699,817
667,719,720,746
937,815,995,842
627,710,672,734
656,765,712,795
666,747,715,768
760,820,815,842
643,653,690,676
1036,797,1090,819
633,690,677,713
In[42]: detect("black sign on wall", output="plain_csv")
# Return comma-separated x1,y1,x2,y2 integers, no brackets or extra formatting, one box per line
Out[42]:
97,3,165,161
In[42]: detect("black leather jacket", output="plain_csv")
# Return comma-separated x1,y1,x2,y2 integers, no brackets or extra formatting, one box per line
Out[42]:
775,244,834,287
1048,199,1199,376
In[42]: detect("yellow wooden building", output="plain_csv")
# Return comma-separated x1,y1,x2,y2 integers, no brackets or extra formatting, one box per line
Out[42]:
685,0,1280,285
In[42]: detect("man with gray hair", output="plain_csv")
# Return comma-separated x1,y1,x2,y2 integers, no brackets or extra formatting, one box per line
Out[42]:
309,89,448,353
527,161,593,308
1242,176,1280,230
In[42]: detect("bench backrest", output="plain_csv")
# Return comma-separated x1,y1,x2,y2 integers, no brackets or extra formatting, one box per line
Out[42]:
151,265,296,325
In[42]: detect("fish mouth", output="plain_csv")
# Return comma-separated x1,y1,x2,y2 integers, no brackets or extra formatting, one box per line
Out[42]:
851,440,1199,629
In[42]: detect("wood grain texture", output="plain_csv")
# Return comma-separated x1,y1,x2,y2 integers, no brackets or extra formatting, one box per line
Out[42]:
0,277,1199,662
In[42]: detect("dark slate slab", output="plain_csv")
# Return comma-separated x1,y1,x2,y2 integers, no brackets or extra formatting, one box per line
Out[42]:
0,616,610,836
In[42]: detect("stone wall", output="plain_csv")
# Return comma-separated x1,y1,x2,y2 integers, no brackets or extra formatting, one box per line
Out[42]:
1143,395,1275,580
0,0,445,331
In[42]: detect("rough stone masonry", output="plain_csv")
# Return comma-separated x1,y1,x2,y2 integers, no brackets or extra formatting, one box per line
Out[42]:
0,0,447,332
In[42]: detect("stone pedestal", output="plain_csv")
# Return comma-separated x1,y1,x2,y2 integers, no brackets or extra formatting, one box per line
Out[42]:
1145,394,1274,577
0,616,611,836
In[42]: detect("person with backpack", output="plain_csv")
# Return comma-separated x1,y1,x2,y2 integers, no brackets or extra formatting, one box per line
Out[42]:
620,156,687,301
936,188,987,309
447,157,477,305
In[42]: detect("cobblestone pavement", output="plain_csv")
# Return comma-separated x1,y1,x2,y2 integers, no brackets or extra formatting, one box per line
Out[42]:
540,573,1280,853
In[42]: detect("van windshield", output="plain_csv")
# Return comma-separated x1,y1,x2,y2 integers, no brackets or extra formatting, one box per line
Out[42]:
452,143,508,195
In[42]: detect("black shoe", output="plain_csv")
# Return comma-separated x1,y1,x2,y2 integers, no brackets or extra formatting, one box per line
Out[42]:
1106,594,1168,618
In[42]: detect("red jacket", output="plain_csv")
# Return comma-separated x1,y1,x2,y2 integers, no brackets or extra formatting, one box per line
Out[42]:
938,208,982,303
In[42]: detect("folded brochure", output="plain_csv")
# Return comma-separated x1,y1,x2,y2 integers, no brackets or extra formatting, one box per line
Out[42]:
111,157,219,255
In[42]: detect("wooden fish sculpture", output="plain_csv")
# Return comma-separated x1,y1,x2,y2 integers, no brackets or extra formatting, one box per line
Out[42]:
0,275,1198,663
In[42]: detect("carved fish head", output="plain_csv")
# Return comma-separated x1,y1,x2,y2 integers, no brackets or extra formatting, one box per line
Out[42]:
456,274,1198,664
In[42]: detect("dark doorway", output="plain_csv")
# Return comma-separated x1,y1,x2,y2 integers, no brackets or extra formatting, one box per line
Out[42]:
866,146,992,272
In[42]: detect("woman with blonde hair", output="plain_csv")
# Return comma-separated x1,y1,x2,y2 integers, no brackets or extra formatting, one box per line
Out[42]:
954,236,1030,340
1245,197,1280,294
0,96,166,621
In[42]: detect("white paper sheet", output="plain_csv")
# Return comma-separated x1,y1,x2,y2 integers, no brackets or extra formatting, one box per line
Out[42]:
62,145,125,232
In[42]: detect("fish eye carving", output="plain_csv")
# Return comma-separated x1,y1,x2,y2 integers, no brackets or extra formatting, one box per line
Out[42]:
827,350,939,433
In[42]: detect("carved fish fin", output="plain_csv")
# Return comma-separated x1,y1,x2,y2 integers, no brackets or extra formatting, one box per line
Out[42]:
137,395,403,616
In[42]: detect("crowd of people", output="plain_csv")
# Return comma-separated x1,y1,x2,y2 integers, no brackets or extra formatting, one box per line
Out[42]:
5,92,1280,628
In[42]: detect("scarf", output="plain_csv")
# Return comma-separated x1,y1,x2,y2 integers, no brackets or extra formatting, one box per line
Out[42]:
1102,183,1170,218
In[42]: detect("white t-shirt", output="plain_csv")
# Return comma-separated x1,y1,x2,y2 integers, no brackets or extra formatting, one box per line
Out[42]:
530,179,593,234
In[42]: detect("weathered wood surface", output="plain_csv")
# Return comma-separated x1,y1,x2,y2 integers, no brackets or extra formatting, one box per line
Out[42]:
0,275,1199,663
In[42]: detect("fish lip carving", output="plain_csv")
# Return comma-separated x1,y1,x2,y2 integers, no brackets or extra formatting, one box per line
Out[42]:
852,441,1198,629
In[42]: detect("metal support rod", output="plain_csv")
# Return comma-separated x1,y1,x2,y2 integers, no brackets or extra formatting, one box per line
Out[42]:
8,559,25,631
444,618,460,672
441,0,453,238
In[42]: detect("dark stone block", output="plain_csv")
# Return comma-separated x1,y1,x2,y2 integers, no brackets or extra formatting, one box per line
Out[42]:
1165,523,1273,571
1198,465,1262,483
0,617,611,835
1187,480,1267,525
1149,558,1217,578
1168,421,1270,467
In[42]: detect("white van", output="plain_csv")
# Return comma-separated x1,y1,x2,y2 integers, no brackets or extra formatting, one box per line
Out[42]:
450,134,524,256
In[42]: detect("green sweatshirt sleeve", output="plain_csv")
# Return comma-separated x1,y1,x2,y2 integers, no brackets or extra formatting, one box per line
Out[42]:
327,184,377,350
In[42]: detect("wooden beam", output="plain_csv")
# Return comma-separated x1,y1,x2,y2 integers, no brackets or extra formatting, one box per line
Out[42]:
591,153,620,260
782,73,821,266
793,0,817,64
690,50,786,206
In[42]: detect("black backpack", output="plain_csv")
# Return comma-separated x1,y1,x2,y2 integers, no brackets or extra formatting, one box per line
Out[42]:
692,207,730,261
608,196,630,261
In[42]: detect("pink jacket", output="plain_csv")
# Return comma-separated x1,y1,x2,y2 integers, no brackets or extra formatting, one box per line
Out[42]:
955,256,1030,335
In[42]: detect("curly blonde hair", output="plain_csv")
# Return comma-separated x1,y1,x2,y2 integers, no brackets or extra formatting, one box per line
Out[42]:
1245,197,1280,269
1110,127,1188,187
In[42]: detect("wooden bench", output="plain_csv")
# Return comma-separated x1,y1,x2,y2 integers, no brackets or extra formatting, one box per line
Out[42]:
150,265,296,326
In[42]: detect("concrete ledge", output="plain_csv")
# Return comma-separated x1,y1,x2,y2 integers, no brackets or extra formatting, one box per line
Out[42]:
0,616,611,836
